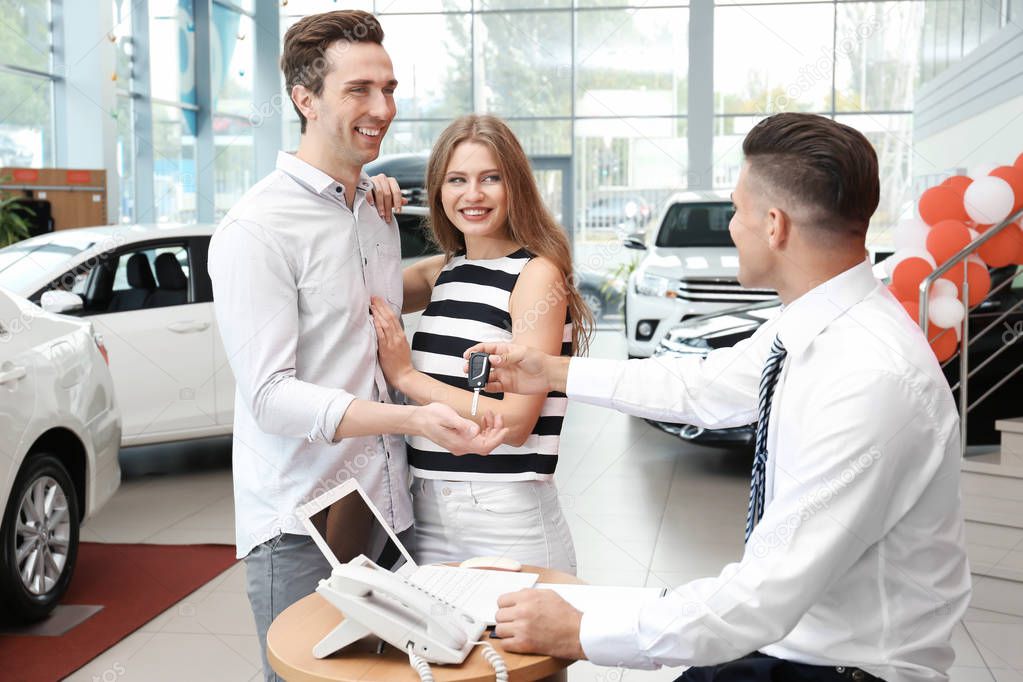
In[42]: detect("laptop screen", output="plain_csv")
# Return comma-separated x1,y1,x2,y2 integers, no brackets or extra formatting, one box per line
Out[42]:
296,479,414,573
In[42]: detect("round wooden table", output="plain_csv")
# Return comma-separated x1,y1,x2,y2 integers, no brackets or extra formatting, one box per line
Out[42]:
267,565,581,682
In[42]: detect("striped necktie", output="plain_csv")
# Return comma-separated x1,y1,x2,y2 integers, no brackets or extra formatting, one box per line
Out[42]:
745,335,788,543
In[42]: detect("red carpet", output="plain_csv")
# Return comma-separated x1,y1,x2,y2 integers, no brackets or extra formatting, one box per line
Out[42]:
0,542,238,682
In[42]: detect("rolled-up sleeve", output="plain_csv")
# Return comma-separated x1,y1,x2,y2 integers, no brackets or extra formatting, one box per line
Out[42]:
578,370,939,668
208,219,355,443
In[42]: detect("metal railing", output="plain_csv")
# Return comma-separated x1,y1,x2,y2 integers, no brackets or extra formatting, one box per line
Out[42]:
919,205,1023,454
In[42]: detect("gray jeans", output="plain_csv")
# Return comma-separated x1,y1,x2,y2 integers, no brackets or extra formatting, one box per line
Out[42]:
245,528,416,682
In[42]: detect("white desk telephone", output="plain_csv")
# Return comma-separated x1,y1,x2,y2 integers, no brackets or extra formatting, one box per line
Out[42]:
314,554,488,665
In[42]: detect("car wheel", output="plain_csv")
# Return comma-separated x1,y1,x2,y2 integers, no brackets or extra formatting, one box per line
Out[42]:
580,287,604,320
0,454,80,624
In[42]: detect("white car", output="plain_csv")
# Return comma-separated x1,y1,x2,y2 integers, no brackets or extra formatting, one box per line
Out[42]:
623,191,776,357
0,288,121,622
0,224,233,446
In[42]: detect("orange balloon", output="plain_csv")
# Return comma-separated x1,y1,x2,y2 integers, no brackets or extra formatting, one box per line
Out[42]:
919,185,970,226
929,326,958,362
990,166,1023,213
941,175,973,195
1015,223,1023,264
898,299,920,323
976,222,1023,267
939,260,991,307
926,219,972,265
891,257,934,301
1015,152,1023,171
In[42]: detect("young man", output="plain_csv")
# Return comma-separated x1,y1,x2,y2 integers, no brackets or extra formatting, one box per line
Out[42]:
207,11,505,680
472,114,971,682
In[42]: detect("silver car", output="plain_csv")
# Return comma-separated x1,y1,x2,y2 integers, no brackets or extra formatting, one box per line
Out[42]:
0,288,121,623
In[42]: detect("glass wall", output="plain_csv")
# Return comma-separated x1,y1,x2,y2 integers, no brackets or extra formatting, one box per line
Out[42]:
919,0,1010,84
713,0,925,247
212,2,255,218
0,0,55,168
148,0,197,222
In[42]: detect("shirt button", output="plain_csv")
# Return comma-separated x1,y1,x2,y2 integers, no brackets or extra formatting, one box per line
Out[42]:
335,186,342,193
442,487,452,496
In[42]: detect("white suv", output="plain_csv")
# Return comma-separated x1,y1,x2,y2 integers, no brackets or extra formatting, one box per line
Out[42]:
624,191,776,357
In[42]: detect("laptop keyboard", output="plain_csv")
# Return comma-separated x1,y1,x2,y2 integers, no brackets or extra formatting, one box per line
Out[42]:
411,565,488,603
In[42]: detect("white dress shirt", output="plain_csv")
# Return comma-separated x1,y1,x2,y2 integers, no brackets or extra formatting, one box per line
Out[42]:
208,151,412,559
571,260,971,682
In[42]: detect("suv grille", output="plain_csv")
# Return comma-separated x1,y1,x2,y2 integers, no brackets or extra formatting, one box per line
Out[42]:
674,278,776,303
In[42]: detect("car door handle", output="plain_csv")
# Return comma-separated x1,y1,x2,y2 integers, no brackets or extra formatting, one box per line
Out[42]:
0,366,27,384
167,321,210,334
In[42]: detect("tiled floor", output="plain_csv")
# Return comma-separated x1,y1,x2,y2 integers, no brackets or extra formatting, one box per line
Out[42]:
64,331,1023,682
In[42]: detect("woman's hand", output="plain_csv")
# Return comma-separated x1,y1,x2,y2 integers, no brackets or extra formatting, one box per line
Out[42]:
412,404,507,456
366,174,408,223
370,296,416,392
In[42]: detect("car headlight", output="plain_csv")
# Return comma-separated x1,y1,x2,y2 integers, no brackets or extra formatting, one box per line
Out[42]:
655,336,710,356
635,273,675,297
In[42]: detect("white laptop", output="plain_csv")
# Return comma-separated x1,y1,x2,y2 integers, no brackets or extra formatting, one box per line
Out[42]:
295,478,538,625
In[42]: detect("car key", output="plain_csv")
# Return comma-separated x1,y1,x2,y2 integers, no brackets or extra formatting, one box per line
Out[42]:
467,352,491,416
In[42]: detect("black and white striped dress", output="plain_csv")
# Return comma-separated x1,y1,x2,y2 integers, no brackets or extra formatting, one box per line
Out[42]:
407,248,572,481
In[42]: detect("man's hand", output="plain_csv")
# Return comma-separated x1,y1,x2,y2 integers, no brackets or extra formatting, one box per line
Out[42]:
367,173,408,223
411,403,508,455
370,297,415,392
462,343,558,395
494,589,586,660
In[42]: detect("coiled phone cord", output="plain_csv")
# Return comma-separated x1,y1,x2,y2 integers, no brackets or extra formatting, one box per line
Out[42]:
407,643,435,682
405,640,509,682
475,640,509,682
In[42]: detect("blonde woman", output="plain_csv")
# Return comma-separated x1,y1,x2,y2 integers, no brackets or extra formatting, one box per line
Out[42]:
370,114,593,573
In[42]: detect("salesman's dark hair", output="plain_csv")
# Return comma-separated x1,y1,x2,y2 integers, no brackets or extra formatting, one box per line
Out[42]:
742,113,879,239
281,10,385,133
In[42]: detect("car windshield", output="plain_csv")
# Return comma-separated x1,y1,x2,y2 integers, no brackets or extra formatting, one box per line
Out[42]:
0,238,94,292
655,202,735,248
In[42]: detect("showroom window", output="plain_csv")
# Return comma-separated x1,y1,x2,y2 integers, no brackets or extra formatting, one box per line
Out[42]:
0,0,56,168
148,0,198,223
112,0,136,222
212,1,255,219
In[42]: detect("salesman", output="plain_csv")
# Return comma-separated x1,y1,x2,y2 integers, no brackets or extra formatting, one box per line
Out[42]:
473,113,971,682
208,10,506,681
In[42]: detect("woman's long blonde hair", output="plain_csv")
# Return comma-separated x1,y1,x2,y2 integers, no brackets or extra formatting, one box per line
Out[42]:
426,114,593,355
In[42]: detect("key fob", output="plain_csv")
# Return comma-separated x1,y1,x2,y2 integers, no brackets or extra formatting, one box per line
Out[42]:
467,352,491,390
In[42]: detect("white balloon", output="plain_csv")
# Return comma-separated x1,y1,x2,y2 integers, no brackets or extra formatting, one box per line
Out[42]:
968,227,980,241
894,218,931,251
931,279,958,299
928,296,965,328
964,176,1015,225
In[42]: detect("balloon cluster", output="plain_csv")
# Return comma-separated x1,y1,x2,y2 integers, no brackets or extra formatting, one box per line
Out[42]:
885,152,1023,362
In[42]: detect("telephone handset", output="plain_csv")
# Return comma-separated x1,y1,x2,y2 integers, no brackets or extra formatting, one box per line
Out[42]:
313,554,487,665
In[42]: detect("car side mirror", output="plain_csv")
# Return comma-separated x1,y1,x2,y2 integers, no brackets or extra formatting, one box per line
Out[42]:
40,290,84,314
623,233,647,250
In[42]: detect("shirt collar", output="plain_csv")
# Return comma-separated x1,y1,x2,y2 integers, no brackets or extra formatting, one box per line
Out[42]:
276,151,374,198
775,258,880,359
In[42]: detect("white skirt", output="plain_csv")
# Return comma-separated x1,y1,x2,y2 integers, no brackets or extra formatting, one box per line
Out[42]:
411,477,577,575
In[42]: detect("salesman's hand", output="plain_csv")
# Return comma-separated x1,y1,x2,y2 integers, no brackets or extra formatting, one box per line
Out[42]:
411,403,508,456
367,173,408,223
463,343,552,395
494,589,586,660
370,297,414,392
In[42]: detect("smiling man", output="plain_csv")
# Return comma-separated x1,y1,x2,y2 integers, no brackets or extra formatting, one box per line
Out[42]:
207,11,506,681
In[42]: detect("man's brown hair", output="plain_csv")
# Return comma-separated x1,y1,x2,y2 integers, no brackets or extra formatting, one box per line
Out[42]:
280,10,385,133
742,113,879,239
